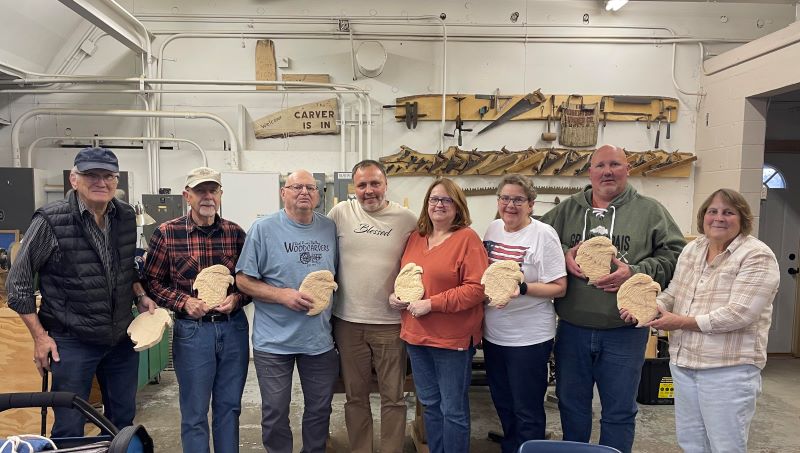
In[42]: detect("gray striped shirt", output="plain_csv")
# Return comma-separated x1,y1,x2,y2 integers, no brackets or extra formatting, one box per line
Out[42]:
5,195,116,315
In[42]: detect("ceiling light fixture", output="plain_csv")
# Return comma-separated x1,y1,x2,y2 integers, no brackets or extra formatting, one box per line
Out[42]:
605,0,629,12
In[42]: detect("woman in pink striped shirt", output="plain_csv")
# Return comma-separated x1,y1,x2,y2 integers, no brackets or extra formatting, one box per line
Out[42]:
622,188,779,453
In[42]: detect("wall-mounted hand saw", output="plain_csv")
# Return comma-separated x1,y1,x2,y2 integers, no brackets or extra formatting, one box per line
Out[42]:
477,89,546,136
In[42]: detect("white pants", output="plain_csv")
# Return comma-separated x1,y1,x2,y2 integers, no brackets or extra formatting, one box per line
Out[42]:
670,363,761,453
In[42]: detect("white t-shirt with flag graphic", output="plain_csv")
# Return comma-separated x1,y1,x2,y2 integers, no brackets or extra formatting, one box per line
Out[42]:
482,218,567,346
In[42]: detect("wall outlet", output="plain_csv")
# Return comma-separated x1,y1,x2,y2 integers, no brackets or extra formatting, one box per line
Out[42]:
277,56,290,68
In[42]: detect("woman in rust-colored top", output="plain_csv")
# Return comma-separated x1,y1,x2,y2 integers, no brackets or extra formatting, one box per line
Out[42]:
390,177,488,453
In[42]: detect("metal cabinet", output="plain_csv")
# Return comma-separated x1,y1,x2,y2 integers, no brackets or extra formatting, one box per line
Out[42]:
137,323,171,388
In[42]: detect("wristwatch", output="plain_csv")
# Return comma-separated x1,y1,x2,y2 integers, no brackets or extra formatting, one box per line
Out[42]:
135,293,146,303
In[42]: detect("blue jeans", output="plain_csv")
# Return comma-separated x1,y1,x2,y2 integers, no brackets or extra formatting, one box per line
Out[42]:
671,363,761,453
253,348,340,453
49,334,139,438
406,344,473,453
172,310,250,453
554,320,648,453
483,338,554,453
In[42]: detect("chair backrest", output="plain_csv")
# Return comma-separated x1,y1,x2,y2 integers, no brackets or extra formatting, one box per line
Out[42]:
518,440,623,453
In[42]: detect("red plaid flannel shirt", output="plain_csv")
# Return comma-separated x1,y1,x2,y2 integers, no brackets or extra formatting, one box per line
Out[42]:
143,214,250,312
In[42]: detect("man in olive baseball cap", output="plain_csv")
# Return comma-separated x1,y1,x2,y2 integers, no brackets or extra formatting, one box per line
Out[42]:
185,166,222,188
145,165,250,452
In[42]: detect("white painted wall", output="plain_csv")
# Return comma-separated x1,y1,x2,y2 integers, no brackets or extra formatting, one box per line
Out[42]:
1,0,797,235
0,3,82,73
695,20,800,235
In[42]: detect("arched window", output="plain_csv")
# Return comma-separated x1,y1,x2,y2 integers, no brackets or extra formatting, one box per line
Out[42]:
763,164,787,189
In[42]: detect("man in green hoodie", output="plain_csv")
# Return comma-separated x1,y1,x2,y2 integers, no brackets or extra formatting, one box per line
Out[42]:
540,144,685,453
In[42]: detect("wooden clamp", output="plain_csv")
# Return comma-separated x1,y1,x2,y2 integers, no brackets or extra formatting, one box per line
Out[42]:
379,147,695,178
383,101,426,129
643,154,698,177
629,151,662,176
506,148,546,173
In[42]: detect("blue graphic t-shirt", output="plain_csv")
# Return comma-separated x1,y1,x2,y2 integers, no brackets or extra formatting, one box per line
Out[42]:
236,209,337,354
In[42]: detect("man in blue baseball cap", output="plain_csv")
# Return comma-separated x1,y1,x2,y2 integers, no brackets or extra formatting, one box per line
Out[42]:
6,146,156,437
73,146,120,173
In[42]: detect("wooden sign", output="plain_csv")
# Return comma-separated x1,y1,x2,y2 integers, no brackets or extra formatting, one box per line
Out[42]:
255,40,277,91
282,73,331,88
253,98,340,139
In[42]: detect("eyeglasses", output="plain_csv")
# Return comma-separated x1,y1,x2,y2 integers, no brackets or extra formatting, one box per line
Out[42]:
284,184,318,193
428,196,454,207
498,195,529,206
79,172,119,184
190,186,221,196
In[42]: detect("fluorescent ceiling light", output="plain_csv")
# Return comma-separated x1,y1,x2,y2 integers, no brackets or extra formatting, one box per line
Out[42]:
606,0,629,11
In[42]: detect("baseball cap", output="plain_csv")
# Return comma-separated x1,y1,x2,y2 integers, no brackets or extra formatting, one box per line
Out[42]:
74,147,119,172
185,167,222,188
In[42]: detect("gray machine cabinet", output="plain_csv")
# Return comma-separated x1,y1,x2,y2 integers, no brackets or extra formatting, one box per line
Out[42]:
333,171,355,203
0,167,47,235
142,194,186,245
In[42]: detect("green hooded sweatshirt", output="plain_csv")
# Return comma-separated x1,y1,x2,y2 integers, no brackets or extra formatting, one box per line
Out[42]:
540,184,686,329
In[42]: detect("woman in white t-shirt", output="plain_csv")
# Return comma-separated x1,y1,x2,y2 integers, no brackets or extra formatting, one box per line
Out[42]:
482,174,567,453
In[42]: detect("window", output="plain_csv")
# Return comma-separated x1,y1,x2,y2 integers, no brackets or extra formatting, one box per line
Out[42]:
762,164,786,189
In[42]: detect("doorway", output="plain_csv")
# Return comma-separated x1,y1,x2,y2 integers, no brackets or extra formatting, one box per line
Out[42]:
760,90,800,356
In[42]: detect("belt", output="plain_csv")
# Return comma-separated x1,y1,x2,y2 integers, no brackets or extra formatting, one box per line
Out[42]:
176,309,240,323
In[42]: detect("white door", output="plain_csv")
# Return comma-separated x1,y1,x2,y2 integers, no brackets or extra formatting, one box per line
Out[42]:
759,188,799,354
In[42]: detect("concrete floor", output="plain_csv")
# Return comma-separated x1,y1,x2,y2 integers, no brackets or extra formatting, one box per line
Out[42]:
134,357,800,452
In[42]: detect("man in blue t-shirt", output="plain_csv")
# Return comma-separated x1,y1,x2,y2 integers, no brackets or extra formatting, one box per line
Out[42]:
236,169,338,453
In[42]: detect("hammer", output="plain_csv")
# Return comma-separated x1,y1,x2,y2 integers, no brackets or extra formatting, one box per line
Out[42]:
654,115,666,149
665,106,676,140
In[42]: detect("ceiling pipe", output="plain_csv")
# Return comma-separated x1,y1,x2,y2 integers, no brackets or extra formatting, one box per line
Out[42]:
154,35,381,158
56,0,158,180
0,88,367,95
336,94,346,170
135,13,673,33
58,0,161,196
605,0,629,12
0,62,26,78
27,136,208,194
26,136,208,168
95,30,711,43
151,16,444,152
673,43,704,97
699,29,800,76
5,90,354,173
58,0,153,59
11,109,239,174
2,14,754,161
147,14,444,150
1,76,370,161
0,77,371,88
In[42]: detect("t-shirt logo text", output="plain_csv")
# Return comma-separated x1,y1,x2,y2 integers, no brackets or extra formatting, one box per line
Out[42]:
284,240,331,266
353,223,393,237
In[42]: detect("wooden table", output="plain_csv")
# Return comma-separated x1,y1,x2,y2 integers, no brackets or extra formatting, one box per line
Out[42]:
0,307,101,437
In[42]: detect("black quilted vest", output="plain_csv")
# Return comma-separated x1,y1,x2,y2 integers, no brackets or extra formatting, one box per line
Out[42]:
36,190,137,346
